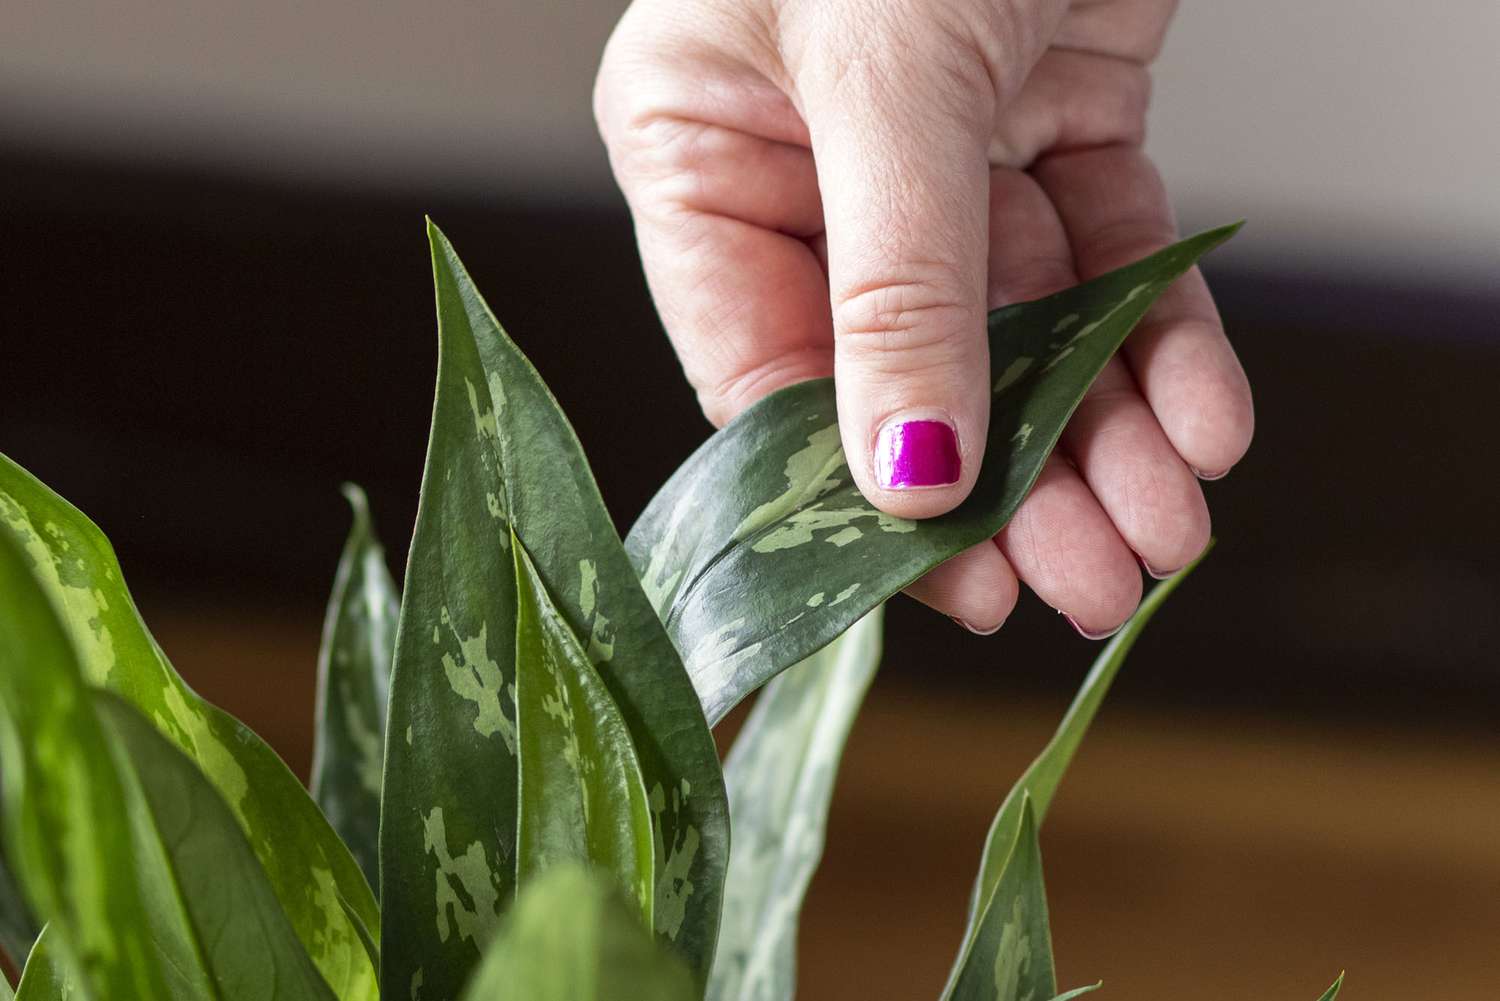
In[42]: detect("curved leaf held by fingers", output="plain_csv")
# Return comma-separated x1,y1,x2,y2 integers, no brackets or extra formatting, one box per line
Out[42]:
627,225,1240,724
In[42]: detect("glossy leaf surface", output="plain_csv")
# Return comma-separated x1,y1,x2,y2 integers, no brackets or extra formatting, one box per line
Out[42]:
95,692,339,1001
707,607,883,1001
13,928,79,1001
514,535,654,921
460,865,695,1001
945,556,1206,994
947,800,1055,1001
626,226,1239,723
0,531,173,999
0,455,378,1000
379,223,727,997
312,484,400,893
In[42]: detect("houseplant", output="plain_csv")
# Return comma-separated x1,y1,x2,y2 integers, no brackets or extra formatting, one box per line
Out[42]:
0,221,1341,1000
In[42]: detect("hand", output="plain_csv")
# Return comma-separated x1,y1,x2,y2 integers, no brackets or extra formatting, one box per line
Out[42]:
594,0,1253,638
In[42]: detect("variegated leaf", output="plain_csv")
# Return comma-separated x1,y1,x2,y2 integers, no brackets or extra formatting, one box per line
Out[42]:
0,454,379,1000
0,529,178,999
379,222,728,998
943,556,1207,997
312,483,400,893
514,532,655,922
13,927,79,1001
94,692,339,1001
460,865,696,1001
707,606,883,1001
626,226,1240,724
947,798,1056,1001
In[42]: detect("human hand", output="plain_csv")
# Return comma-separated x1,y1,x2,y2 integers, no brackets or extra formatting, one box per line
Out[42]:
594,0,1253,638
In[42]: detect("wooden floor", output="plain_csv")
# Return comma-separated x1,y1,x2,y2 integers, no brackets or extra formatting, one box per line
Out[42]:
146,603,1500,1001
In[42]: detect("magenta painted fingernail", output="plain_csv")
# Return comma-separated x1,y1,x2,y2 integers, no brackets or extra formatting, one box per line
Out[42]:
874,418,960,489
951,616,1002,636
1064,613,1122,641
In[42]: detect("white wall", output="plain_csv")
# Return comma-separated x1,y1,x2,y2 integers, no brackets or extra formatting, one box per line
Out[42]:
3,0,1496,285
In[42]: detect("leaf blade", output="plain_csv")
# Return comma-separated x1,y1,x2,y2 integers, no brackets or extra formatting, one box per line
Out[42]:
459,865,696,1001
626,226,1240,724
311,484,399,895
1316,972,1346,1001
513,533,655,923
0,455,379,1000
707,606,883,1001
13,927,81,1001
94,692,339,1001
379,222,729,996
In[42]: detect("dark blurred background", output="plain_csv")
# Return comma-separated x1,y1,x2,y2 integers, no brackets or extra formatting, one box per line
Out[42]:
2,1,1498,997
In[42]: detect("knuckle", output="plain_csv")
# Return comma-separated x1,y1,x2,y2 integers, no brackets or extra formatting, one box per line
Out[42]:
833,273,980,355
1075,216,1178,271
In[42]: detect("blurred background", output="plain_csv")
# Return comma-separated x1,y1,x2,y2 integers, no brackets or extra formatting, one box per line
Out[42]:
2,1,1498,997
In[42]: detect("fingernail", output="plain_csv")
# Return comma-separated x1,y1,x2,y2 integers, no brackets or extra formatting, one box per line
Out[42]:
874,418,961,489
1191,465,1232,482
951,615,1002,636
1133,551,1175,581
1064,613,1122,641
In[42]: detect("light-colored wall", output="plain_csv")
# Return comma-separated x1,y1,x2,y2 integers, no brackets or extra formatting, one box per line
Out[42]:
4,1,1496,285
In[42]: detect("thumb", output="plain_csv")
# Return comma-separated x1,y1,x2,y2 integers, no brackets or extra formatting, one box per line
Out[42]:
801,22,995,519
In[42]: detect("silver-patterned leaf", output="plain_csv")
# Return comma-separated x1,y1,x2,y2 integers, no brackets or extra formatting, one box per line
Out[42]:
312,483,400,894
0,455,379,1000
707,606,883,1001
626,226,1240,725
943,556,1208,997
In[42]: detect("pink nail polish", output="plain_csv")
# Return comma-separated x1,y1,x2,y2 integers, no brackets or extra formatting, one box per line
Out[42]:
951,615,1002,636
1064,613,1122,641
874,418,960,489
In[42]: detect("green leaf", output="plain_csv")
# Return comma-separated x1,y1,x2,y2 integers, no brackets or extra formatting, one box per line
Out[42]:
311,483,400,894
14,927,81,1001
943,555,1208,996
379,222,728,996
0,530,174,999
707,605,884,1001
514,533,655,920
93,692,339,1001
947,798,1055,1001
0,455,379,1000
1316,972,1346,1001
1049,985,1102,1001
0,831,38,978
625,225,1239,724
460,865,696,1001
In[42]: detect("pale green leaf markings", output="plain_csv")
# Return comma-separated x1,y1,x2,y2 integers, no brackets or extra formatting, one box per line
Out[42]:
731,423,844,544
0,455,379,1001
648,783,701,943
947,799,1055,1001
460,866,696,1001
707,606,883,1001
514,535,654,922
944,557,1209,998
437,611,516,751
382,223,727,994
626,226,1241,724
420,808,502,948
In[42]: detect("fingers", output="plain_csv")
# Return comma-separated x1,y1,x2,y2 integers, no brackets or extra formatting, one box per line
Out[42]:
996,457,1143,636
795,17,998,520
904,539,1020,635
605,113,835,425
1034,145,1255,480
